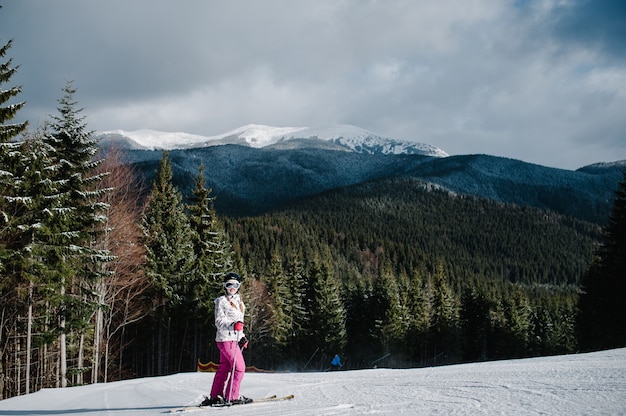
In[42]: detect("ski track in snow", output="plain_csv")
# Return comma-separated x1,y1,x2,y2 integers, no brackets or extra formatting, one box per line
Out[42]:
0,348,625,415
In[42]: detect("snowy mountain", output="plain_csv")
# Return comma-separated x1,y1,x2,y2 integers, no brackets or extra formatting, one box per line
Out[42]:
1,348,625,415
96,124,624,222
97,124,449,157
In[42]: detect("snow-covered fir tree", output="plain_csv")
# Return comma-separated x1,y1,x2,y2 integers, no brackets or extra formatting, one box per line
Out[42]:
0,39,27,143
187,164,234,307
0,29,38,398
40,81,111,387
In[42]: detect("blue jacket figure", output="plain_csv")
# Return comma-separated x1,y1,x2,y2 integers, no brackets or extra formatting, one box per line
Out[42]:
330,354,342,371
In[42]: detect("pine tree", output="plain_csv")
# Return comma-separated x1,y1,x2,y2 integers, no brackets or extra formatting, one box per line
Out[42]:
187,164,233,309
186,164,235,365
371,260,404,354
266,246,289,347
0,26,29,275
344,279,375,365
460,286,492,362
405,268,431,364
0,27,35,398
282,249,308,352
141,151,195,374
303,250,346,364
41,81,111,387
7,132,59,393
577,169,626,351
0,38,28,143
0,129,55,396
429,261,460,363
142,151,195,304
503,288,531,357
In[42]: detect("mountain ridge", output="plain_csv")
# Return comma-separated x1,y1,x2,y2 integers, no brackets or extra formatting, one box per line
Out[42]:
117,143,624,223
98,124,449,158
97,124,624,222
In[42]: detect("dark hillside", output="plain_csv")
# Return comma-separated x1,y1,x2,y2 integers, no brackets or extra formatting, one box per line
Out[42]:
120,145,623,223
402,154,623,225
228,176,602,287
221,175,600,364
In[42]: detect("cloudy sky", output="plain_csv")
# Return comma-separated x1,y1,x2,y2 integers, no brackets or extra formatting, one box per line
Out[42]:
2,0,625,170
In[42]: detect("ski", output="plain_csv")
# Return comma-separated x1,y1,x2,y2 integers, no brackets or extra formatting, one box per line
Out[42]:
251,394,295,403
169,394,293,413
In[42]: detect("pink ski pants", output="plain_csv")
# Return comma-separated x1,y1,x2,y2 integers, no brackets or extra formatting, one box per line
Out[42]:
210,341,246,400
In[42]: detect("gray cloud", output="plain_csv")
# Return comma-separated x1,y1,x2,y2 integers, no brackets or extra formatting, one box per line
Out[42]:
548,0,626,62
1,0,624,169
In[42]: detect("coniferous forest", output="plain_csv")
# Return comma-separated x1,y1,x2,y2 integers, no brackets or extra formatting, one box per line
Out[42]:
1,12,625,400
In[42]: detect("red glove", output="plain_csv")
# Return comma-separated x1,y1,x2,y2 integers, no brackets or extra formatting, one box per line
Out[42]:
234,321,244,331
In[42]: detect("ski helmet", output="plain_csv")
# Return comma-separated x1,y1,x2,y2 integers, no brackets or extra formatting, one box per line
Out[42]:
223,272,241,282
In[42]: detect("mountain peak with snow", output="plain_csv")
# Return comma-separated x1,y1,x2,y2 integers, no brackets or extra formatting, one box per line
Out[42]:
97,124,448,158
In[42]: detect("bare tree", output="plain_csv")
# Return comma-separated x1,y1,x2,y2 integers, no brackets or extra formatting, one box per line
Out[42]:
91,145,151,382
240,278,276,368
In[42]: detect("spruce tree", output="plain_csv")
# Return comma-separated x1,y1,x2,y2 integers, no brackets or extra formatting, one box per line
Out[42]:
502,288,531,358
41,81,110,387
187,164,233,308
142,151,195,304
459,286,492,362
0,27,37,397
577,169,626,351
266,246,290,348
429,261,460,363
6,132,59,393
0,38,27,143
303,250,346,363
141,151,195,374
406,268,430,363
186,164,234,363
371,260,404,355
265,247,308,363
0,30,29,267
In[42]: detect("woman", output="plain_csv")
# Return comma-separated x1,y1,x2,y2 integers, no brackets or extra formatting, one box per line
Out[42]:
203,272,252,406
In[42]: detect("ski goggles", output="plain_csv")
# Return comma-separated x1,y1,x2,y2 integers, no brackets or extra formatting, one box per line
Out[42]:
223,280,240,289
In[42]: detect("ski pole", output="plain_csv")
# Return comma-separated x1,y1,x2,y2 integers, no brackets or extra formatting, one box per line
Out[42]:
227,332,245,403
227,339,237,404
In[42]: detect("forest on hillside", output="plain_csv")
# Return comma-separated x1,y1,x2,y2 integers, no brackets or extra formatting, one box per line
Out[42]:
214,177,600,369
2,26,624,400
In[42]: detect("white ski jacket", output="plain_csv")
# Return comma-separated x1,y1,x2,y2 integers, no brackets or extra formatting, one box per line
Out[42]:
214,293,246,342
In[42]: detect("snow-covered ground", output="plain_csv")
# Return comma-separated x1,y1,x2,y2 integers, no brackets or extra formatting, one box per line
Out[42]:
1,348,625,415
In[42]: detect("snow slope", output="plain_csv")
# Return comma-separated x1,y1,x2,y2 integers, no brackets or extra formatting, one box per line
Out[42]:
1,348,625,415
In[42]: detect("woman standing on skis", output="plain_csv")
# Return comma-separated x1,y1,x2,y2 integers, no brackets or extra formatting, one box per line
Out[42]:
203,272,252,406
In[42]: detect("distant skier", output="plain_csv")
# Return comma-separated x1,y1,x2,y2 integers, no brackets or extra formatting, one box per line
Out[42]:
202,272,252,406
330,354,342,371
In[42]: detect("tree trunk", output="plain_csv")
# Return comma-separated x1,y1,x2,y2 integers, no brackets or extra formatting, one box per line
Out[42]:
15,333,20,396
93,306,103,383
26,282,33,394
60,284,67,388
78,332,85,385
